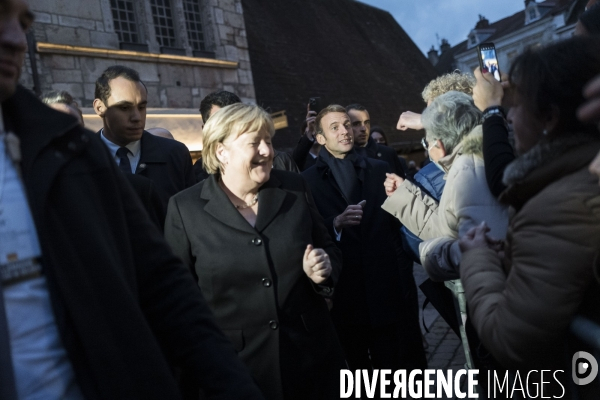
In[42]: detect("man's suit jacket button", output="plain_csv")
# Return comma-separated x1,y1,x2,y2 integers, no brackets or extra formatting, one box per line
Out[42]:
68,142,77,151
377,152,382,157
252,238,262,246
269,320,278,330
54,151,63,159
262,278,272,287
81,135,89,143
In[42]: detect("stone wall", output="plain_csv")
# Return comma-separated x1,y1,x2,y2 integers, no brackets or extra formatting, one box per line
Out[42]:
21,0,255,108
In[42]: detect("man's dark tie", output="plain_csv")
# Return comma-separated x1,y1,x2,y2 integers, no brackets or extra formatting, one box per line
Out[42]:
116,147,132,174
0,282,18,400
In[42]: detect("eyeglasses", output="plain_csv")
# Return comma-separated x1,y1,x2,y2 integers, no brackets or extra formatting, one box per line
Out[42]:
421,137,437,152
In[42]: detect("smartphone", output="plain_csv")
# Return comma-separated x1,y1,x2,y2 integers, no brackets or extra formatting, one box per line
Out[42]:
477,43,501,82
308,97,321,113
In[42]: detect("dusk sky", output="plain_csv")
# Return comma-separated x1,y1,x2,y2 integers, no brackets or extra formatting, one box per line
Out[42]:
358,0,528,54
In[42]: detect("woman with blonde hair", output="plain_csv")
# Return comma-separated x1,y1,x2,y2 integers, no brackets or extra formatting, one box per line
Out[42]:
165,103,345,399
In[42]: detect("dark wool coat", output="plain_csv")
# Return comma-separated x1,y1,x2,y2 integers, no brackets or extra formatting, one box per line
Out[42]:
96,129,197,213
360,136,406,178
164,170,345,400
2,86,263,400
302,154,416,328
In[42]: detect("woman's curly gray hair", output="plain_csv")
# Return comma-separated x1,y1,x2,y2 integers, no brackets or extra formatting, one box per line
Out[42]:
421,71,476,104
421,91,482,155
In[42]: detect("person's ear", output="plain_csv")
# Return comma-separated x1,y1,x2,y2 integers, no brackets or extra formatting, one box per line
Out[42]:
316,132,327,146
216,142,228,165
93,99,107,117
437,139,447,158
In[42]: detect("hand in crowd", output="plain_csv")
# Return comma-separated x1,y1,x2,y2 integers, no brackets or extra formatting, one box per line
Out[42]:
458,221,503,258
589,149,600,184
303,244,332,284
577,74,600,182
333,201,365,231
305,104,317,140
472,67,506,111
384,173,404,196
578,74,600,124
397,111,423,131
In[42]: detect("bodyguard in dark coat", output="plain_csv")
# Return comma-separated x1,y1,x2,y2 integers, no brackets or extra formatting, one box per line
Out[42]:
165,104,345,400
93,66,195,214
0,86,262,399
302,105,427,374
133,130,195,206
346,104,405,176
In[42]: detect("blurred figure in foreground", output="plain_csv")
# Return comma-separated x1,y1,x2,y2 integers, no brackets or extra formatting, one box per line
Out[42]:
0,1,263,398
460,37,600,398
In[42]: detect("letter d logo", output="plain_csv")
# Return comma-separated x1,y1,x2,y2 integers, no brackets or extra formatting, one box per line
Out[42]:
572,351,598,386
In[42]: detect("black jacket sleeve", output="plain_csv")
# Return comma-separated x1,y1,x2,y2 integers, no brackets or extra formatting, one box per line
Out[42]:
483,115,515,198
303,177,342,295
292,135,314,171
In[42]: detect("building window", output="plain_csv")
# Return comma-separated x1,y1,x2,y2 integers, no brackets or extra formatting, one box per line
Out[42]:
183,0,206,51
110,0,139,43
151,0,177,48
529,8,537,20
469,35,477,45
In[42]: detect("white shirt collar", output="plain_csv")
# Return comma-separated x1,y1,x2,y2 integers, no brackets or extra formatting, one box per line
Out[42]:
100,129,141,157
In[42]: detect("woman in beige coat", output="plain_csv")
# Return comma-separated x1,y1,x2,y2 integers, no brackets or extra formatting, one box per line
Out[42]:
460,37,600,398
383,91,508,281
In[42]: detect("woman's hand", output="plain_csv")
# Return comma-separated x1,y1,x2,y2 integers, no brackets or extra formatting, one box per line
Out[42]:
384,173,404,196
303,245,332,284
459,222,492,253
397,111,423,131
578,74,600,126
473,67,505,112
589,149,600,184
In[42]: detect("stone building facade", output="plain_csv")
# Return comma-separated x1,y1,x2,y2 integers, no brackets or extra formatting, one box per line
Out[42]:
21,0,256,109
428,0,585,77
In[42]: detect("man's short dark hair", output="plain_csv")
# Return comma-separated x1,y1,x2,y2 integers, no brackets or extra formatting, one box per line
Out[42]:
345,103,368,113
95,65,145,105
199,90,241,122
315,104,348,136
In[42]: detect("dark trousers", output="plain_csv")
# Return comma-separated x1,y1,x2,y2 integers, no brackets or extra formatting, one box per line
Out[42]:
335,322,427,399
336,322,427,372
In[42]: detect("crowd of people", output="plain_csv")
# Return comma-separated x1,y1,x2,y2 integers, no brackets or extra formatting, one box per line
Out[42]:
1,0,600,399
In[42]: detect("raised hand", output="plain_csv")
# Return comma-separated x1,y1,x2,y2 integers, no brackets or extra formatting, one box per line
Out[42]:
303,244,332,284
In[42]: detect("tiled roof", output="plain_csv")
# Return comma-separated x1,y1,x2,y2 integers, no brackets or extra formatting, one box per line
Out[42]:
242,0,438,150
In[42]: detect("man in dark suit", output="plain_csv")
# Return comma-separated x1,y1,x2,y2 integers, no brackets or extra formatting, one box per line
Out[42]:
346,103,406,176
302,105,427,377
0,2,262,398
93,65,196,212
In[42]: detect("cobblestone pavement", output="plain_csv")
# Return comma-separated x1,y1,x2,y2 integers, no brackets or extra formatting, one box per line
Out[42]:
414,263,469,399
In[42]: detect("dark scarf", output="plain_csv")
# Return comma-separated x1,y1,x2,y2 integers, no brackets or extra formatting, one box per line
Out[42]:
319,147,365,204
